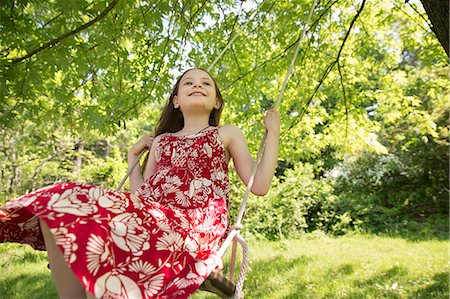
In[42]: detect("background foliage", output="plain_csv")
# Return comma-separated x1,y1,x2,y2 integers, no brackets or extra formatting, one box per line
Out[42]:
0,0,448,240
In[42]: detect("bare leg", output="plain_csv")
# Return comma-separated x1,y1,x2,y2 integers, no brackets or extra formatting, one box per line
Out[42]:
40,219,86,299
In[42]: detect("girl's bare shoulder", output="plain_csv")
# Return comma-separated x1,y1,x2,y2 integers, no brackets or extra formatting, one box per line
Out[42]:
218,124,244,147
150,134,162,144
150,134,165,150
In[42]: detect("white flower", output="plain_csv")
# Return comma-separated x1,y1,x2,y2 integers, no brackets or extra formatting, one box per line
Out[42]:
129,194,144,209
128,260,157,276
162,176,182,194
153,172,165,184
109,213,150,256
174,191,190,207
178,214,191,230
90,187,128,213
148,208,165,221
155,231,184,252
198,213,216,231
184,236,199,256
50,227,78,264
195,255,221,276
188,178,212,203
157,221,172,233
187,159,198,171
144,274,165,297
94,272,142,299
213,171,227,181
151,187,162,200
187,208,203,225
88,187,104,201
212,185,226,199
174,271,203,288
23,216,40,231
203,143,213,158
47,188,97,216
163,145,171,157
18,195,38,207
86,234,110,275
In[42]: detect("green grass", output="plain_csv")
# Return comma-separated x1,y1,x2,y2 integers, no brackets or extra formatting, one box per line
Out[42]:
1,232,448,298
0,243,56,298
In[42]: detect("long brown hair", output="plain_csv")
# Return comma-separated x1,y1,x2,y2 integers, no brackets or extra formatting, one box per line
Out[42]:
154,68,225,136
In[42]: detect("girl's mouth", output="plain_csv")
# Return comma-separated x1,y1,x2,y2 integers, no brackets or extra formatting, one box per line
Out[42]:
188,91,206,96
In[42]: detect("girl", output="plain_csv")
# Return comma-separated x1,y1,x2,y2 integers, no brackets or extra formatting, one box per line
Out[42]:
0,68,280,298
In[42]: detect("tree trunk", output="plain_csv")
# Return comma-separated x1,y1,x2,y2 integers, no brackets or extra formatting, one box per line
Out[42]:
420,0,449,57
7,136,21,194
73,141,84,176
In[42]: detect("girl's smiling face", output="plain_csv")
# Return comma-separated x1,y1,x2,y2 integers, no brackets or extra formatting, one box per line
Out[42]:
173,69,221,113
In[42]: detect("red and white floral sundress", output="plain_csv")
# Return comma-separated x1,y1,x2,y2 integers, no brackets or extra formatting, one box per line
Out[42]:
0,126,230,298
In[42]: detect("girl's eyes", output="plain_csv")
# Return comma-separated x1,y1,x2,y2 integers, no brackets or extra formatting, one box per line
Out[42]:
183,81,211,86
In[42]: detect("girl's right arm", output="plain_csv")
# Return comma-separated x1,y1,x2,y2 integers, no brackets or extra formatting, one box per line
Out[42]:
127,134,156,193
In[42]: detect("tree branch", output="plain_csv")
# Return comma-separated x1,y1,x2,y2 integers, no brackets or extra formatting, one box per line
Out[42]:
172,0,209,67
224,0,338,90
389,0,428,32
231,45,251,101
419,0,449,57
406,0,432,28
40,11,64,29
117,9,176,119
337,61,349,139
284,0,367,137
9,0,119,66
118,0,211,120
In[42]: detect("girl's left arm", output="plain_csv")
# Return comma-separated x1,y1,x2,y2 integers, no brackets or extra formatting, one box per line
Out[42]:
226,108,280,196
257,108,280,193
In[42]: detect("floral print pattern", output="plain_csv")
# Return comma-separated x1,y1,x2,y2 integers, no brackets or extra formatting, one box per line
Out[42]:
0,127,229,298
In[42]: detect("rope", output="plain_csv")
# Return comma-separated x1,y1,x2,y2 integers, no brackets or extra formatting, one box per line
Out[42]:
116,150,147,191
215,229,248,299
207,32,241,73
231,233,249,299
229,2,318,296
217,229,238,258
206,4,261,72
235,0,319,227
275,2,318,108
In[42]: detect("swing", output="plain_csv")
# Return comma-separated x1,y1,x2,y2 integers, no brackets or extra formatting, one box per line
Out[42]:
117,2,318,297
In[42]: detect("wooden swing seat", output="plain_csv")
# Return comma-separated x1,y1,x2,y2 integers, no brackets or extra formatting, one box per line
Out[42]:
199,270,236,298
